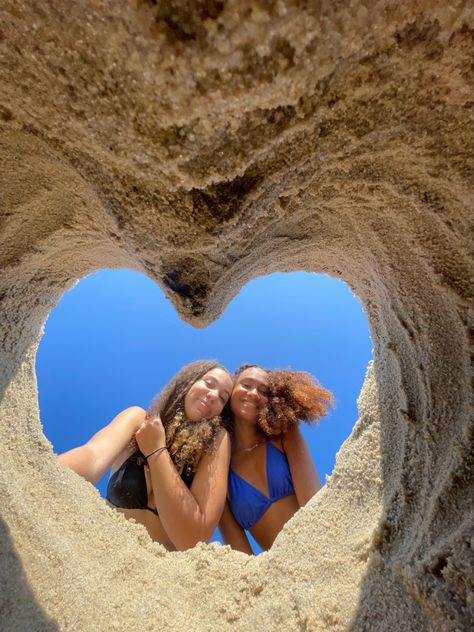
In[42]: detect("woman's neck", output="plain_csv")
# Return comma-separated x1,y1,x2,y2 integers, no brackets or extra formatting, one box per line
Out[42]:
232,418,263,451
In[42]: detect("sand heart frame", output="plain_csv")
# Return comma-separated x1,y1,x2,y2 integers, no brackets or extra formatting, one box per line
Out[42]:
0,2,472,631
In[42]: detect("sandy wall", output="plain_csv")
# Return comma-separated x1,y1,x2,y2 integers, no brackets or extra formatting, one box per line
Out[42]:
0,1,472,631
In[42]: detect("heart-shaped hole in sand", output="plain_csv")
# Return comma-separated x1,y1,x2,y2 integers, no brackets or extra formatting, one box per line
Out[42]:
37,269,371,553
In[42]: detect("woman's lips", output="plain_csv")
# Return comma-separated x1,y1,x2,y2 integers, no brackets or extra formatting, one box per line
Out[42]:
239,399,257,409
198,398,211,412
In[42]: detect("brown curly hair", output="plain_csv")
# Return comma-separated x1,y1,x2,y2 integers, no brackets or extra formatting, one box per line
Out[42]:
234,364,333,437
131,360,232,474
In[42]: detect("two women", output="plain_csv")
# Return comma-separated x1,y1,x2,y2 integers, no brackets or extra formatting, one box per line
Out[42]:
59,360,331,553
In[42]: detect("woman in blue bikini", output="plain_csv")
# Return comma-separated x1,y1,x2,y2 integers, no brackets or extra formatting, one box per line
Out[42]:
59,360,233,550
219,365,332,553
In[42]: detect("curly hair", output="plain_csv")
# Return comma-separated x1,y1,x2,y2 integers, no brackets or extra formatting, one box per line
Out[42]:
234,364,333,437
131,360,232,474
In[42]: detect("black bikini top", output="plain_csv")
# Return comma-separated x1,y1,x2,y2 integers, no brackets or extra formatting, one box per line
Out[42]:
106,451,194,516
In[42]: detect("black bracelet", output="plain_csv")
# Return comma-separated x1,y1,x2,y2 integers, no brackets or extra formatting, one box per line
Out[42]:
145,446,167,461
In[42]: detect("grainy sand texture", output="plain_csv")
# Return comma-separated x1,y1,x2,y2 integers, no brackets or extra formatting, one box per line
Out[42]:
0,1,473,631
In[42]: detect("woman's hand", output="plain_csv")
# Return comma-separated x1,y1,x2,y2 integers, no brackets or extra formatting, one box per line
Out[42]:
135,416,166,457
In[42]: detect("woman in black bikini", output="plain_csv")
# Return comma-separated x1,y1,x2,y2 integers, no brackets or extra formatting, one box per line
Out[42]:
59,360,233,550
219,365,332,553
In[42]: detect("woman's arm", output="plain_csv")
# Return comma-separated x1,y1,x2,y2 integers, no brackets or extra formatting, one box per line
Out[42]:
282,425,322,507
137,419,231,551
219,500,254,554
58,406,146,484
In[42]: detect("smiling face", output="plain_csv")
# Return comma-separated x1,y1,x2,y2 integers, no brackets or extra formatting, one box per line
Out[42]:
183,367,233,422
230,367,269,424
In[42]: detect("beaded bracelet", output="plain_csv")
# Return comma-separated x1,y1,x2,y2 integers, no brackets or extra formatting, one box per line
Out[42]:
145,446,167,461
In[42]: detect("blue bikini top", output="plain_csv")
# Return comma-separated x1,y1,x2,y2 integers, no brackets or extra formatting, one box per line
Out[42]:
228,441,295,530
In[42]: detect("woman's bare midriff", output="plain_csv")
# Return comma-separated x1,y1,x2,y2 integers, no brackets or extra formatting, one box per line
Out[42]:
249,494,300,550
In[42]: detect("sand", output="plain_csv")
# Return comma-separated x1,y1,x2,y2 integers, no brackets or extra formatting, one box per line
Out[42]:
0,1,472,630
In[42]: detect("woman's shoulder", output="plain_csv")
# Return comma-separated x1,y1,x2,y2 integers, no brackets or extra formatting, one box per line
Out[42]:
215,427,231,448
268,436,285,452
115,406,147,426
199,428,230,464
121,405,146,416
193,428,231,479
281,425,308,451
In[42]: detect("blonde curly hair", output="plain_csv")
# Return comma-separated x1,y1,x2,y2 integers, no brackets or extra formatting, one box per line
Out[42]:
132,360,232,474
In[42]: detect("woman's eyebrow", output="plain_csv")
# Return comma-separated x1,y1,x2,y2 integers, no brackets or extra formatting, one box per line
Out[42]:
239,378,268,388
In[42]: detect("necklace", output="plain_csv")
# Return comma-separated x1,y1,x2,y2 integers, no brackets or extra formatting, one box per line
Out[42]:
233,439,263,454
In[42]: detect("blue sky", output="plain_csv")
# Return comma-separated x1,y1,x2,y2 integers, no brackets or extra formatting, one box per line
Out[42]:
36,269,372,552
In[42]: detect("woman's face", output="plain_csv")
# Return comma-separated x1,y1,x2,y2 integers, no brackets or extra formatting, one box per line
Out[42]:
184,367,233,422
230,367,269,424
